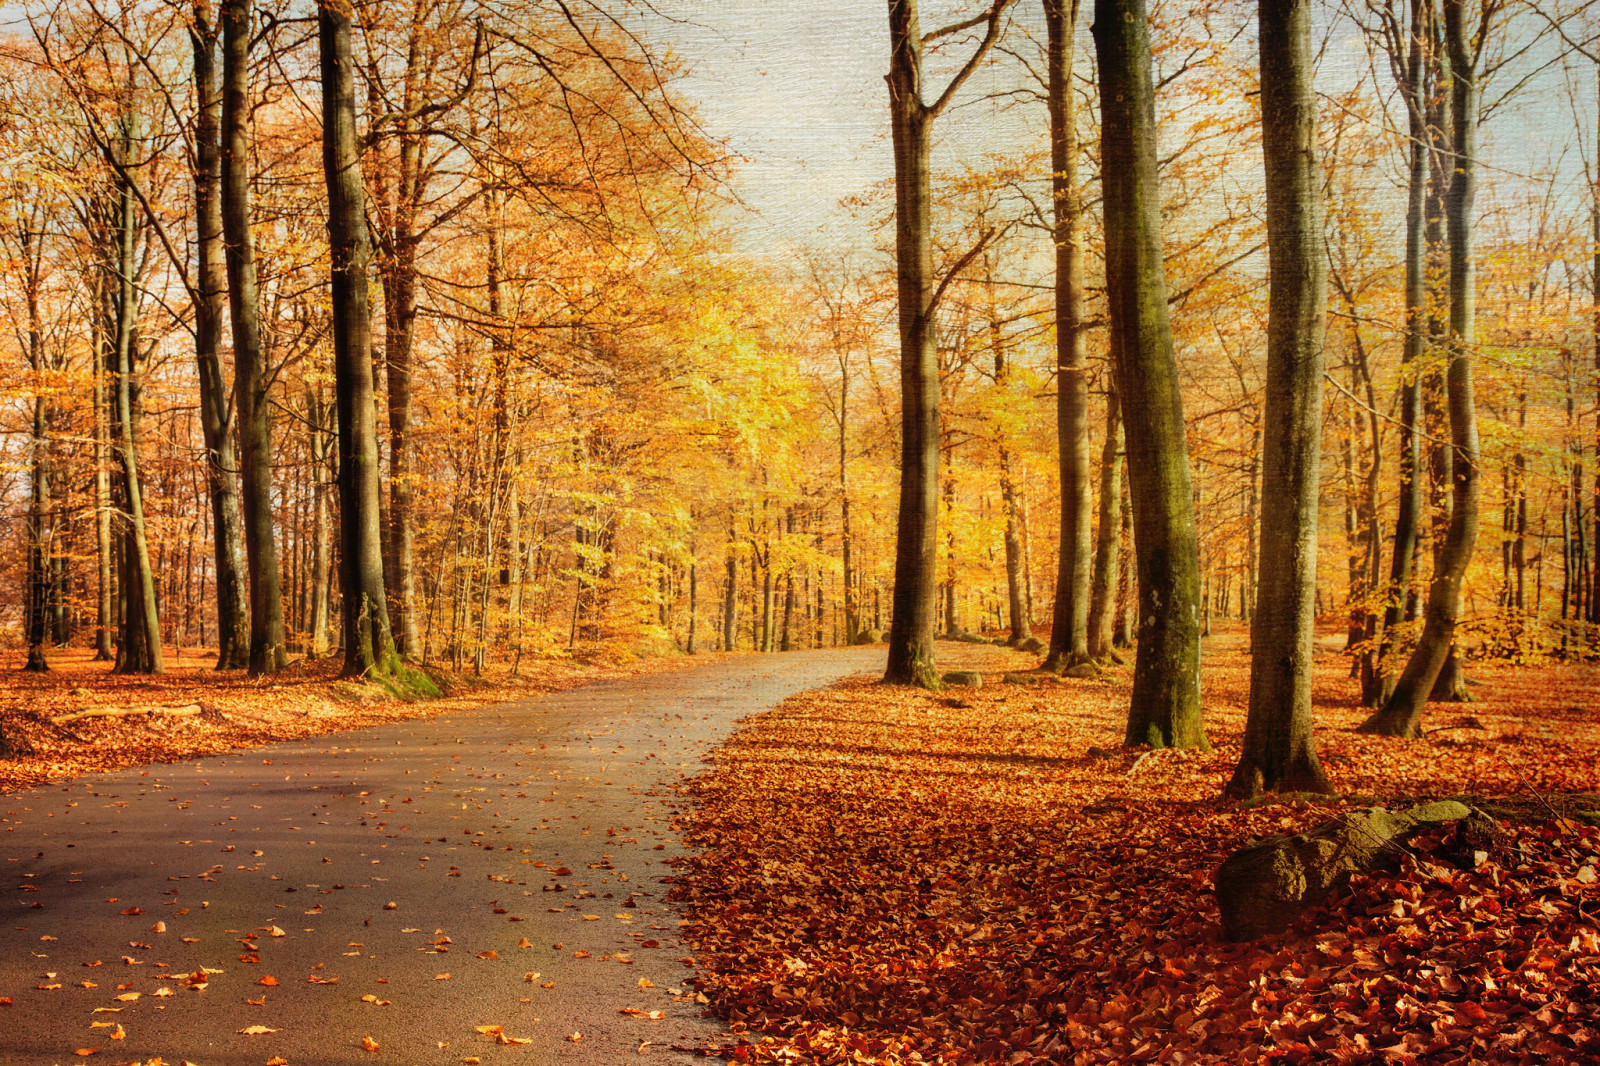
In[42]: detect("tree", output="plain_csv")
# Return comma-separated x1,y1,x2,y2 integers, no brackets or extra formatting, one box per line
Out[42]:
111,115,163,673
883,0,1016,688
1093,0,1206,748
190,0,251,670
1361,0,1493,737
1043,0,1092,669
321,0,398,680
1227,0,1333,796
222,0,286,675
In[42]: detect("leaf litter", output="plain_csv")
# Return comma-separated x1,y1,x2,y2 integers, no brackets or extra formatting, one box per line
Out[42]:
671,632,1600,1064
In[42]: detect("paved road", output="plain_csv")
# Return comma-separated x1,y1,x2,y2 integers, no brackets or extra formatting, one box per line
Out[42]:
0,647,883,1065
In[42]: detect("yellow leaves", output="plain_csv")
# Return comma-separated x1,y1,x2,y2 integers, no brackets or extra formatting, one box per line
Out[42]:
638,978,654,988
361,994,391,1005
474,950,498,959
434,973,451,981
268,1058,289,1065
258,976,278,986
522,972,540,983
238,1025,280,1035
516,938,532,949
114,992,140,1002
618,1007,665,1020
360,1036,381,1052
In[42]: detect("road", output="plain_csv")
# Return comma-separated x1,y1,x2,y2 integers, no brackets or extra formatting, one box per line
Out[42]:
0,647,883,1065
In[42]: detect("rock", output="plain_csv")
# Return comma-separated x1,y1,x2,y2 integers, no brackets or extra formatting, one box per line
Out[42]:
1214,800,1472,940
1018,637,1045,654
878,630,890,643
1086,746,1115,760
941,671,982,688
1062,661,1101,680
70,687,92,697
852,630,880,646
1002,672,1049,686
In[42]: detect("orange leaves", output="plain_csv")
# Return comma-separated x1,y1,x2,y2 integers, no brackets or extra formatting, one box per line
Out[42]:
671,640,1600,1065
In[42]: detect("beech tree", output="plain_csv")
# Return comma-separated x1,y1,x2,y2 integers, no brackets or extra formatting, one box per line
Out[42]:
883,0,1016,688
321,0,399,679
1093,0,1205,748
1361,0,1495,737
190,0,250,670
222,0,285,675
1227,0,1332,796
1043,0,1092,669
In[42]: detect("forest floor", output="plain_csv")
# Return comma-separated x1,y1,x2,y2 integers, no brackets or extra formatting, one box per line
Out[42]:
0,644,725,794
672,625,1600,1064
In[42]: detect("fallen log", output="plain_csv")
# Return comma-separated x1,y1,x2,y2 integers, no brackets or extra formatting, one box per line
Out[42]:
50,703,206,726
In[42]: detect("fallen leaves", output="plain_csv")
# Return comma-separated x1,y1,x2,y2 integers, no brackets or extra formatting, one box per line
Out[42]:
237,1025,280,1035
360,1035,380,1052
672,636,1600,1065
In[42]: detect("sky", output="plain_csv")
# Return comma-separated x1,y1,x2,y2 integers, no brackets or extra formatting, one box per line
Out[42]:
641,0,1047,259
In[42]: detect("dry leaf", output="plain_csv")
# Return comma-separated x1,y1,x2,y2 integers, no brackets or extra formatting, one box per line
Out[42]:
360,1036,380,1052
237,1025,280,1035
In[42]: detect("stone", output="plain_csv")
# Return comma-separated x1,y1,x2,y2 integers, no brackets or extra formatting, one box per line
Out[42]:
1086,746,1115,760
1214,800,1471,940
1002,672,1050,686
1018,637,1045,654
852,630,880,646
941,671,983,688
1062,661,1101,680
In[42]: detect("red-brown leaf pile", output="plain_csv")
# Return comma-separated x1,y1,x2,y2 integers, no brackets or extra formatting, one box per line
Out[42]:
672,632,1600,1064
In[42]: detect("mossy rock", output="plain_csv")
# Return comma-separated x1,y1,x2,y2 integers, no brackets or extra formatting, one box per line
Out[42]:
852,630,881,646
1002,672,1051,686
1062,661,1102,680
1215,801,1474,940
941,670,983,688
1017,637,1045,654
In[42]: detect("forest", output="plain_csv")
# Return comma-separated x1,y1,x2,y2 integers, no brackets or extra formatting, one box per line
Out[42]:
0,0,1599,1062
0,0,1596,732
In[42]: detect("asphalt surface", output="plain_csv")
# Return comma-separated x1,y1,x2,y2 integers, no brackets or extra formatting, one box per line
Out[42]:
0,647,884,1065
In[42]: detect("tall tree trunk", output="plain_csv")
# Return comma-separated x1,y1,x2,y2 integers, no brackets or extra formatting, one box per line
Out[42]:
1086,384,1123,660
884,0,942,685
1044,0,1092,668
191,0,249,670
321,0,398,679
222,0,285,675
1375,0,1429,705
985,257,1032,645
1362,0,1481,736
308,388,332,658
723,527,737,651
92,271,115,662
1094,0,1206,749
1228,0,1331,796
111,101,163,675
381,123,423,660
882,0,1012,687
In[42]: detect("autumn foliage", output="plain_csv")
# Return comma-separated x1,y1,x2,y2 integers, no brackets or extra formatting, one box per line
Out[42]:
673,633,1600,1064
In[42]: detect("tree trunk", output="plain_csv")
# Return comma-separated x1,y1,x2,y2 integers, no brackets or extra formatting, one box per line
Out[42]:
1228,0,1331,796
884,0,942,686
1362,0,1481,736
222,0,284,675
308,388,332,658
111,100,163,676
1086,384,1123,659
321,0,398,680
882,0,1012,686
1093,0,1205,749
1044,0,1092,668
1375,0,1429,705
92,272,115,662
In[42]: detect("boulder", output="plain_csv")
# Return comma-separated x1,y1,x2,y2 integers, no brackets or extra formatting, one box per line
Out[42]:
1062,661,1101,680
941,670,983,688
1214,800,1472,940
1018,637,1045,654
1002,672,1050,686
853,629,883,646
